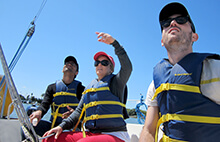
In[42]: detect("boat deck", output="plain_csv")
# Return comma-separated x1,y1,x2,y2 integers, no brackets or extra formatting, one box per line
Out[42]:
0,119,162,142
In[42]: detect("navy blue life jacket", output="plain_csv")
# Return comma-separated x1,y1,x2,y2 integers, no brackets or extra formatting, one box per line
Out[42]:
153,53,220,142
82,74,126,130
50,80,80,128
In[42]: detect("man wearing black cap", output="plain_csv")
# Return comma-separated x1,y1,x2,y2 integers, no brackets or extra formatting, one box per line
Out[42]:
28,56,85,137
140,2,220,142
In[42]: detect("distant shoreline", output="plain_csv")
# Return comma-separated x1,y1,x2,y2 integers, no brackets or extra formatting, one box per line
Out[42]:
129,115,137,118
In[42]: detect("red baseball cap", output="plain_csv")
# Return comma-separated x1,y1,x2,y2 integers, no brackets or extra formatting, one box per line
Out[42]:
94,51,115,67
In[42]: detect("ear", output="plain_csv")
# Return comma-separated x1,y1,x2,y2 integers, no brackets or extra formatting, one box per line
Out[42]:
161,39,164,46
62,67,65,73
75,71,79,76
192,33,199,42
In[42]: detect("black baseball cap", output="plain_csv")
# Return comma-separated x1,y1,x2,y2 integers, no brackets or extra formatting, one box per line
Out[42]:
159,2,195,33
64,56,79,71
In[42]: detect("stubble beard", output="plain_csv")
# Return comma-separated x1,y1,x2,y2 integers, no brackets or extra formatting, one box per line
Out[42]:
164,31,192,52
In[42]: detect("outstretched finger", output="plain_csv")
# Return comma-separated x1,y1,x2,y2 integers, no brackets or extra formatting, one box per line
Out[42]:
66,106,71,111
96,32,105,39
44,130,55,141
54,128,62,139
43,131,49,137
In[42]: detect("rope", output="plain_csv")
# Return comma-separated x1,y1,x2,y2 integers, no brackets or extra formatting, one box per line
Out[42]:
0,15,36,118
9,29,34,72
8,0,47,72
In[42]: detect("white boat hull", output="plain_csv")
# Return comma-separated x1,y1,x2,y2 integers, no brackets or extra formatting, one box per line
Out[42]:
0,119,21,142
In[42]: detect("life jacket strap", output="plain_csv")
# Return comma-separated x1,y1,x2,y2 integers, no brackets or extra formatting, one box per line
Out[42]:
84,114,124,122
72,101,125,138
82,87,110,95
84,101,126,109
81,113,123,138
155,113,220,142
72,104,86,137
51,103,78,128
53,92,77,97
151,83,201,101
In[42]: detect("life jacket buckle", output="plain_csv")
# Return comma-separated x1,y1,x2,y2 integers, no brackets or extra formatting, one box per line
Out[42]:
90,101,97,107
61,104,67,107
90,114,98,120
162,83,170,91
162,114,167,122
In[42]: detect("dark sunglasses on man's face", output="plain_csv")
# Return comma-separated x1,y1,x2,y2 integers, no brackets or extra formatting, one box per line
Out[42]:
160,16,189,28
94,60,109,67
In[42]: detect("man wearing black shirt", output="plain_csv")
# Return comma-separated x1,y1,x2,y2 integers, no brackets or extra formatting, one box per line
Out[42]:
29,56,85,137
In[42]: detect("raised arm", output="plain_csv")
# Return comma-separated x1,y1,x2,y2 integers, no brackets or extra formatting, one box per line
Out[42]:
95,32,132,102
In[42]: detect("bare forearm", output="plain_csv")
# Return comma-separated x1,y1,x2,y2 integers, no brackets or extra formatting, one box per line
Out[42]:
139,106,159,142
139,127,155,142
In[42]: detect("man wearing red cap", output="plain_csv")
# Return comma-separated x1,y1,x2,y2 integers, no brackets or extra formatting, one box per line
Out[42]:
42,32,132,142
140,2,220,142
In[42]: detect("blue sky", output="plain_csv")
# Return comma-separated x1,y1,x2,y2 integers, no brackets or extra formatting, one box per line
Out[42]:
0,0,219,109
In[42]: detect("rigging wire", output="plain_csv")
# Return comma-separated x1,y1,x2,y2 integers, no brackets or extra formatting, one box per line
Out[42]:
8,0,47,72
0,0,47,121
32,0,47,24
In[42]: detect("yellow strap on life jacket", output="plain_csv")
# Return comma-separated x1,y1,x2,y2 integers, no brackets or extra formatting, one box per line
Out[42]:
84,114,124,122
72,104,87,137
53,92,77,97
155,113,220,142
51,112,63,117
84,101,126,109
80,113,124,138
51,103,78,128
151,83,201,101
72,106,85,132
72,100,125,138
82,87,110,95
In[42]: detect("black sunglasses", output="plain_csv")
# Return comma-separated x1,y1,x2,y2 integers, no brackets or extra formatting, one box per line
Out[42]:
160,16,189,28
94,60,109,67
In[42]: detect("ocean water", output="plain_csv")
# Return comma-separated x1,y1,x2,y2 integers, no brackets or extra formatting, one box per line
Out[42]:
9,103,140,124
